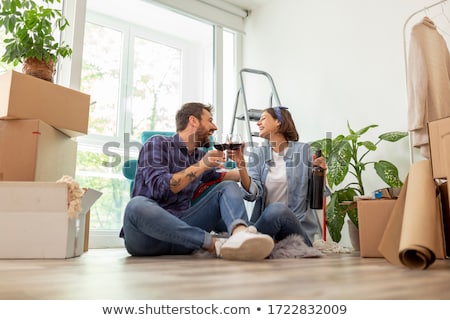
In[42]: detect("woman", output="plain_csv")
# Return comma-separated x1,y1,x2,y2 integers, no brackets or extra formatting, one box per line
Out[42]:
229,106,326,246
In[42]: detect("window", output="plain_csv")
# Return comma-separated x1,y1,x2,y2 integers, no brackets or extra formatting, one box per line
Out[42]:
0,0,240,248
76,0,218,247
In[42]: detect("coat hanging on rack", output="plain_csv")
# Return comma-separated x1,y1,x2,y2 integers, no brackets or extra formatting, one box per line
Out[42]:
407,16,450,158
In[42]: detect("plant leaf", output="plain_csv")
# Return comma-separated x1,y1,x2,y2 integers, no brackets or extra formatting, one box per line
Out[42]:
310,138,331,158
355,124,378,136
327,140,352,187
378,131,408,142
326,188,358,242
374,160,403,188
358,140,376,151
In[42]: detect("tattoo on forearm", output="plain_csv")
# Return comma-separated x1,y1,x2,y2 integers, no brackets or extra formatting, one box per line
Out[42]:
186,172,197,181
170,177,181,187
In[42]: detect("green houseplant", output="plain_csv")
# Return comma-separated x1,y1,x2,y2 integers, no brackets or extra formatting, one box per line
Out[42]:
0,0,72,81
311,122,408,243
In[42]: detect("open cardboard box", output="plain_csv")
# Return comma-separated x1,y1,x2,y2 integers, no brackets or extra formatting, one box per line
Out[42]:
357,199,397,258
0,70,90,137
0,182,102,259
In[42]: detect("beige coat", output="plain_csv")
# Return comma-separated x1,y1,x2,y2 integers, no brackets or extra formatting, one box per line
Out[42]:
407,17,450,158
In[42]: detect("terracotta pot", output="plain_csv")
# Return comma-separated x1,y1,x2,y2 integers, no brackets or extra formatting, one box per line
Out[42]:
22,57,55,82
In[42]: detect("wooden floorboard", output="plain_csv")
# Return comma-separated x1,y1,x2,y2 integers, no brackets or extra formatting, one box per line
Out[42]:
0,248,449,300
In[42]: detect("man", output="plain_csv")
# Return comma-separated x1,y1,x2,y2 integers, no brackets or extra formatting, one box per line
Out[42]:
121,102,274,260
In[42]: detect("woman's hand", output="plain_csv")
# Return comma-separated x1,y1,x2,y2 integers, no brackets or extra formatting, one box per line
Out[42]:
313,156,327,170
227,142,246,169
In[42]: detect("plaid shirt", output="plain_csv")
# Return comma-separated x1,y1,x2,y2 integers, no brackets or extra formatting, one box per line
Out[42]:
132,133,220,216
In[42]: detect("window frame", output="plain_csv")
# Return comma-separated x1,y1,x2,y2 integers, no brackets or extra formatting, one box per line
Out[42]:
60,0,243,248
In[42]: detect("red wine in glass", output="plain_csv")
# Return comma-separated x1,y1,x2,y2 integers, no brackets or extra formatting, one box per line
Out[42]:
228,134,243,150
212,134,230,172
229,143,242,150
213,143,229,151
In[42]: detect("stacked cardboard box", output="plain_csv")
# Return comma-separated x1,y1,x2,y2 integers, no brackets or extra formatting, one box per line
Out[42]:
0,70,90,181
0,70,90,137
0,70,99,258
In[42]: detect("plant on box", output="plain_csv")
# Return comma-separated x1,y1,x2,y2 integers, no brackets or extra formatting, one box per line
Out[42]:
310,121,408,243
0,0,72,82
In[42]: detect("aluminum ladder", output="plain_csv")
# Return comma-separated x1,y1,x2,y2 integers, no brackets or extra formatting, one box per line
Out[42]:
230,68,282,147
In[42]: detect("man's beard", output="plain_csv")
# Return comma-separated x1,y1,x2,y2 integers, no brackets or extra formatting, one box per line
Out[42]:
197,126,212,148
202,138,212,148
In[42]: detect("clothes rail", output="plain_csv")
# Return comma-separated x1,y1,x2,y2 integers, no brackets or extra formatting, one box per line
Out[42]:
403,0,448,164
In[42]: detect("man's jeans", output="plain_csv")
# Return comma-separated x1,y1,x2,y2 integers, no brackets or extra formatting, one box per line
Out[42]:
122,181,248,256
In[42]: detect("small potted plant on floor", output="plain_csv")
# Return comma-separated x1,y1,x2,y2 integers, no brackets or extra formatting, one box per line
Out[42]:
0,0,72,82
311,122,408,244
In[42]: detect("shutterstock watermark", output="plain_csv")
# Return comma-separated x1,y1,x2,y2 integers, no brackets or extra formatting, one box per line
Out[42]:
102,133,143,168
99,133,334,169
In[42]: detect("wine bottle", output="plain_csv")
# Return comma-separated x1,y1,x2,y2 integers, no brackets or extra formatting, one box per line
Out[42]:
310,150,325,209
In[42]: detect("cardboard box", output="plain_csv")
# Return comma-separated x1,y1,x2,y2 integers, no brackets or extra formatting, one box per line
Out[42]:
0,182,102,259
0,70,90,137
0,119,77,181
357,199,397,258
428,116,450,179
438,182,450,258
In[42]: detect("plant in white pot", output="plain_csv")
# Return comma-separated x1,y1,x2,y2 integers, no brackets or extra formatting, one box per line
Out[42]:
311,121,408,244
0,0,72,82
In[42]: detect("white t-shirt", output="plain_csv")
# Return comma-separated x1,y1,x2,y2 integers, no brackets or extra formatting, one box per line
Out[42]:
264,150,288,206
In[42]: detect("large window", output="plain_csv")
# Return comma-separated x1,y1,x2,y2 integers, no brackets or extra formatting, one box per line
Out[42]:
76,0,219,247
0,0,239,248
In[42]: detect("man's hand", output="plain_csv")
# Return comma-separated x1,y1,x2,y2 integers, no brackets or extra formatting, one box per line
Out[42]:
201,149,226,168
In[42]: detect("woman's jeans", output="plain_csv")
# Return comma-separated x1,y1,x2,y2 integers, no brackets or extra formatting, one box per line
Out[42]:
122,181,248,256
254,202,312,246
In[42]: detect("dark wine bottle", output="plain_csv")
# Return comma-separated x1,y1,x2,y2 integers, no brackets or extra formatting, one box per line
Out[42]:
310,149,325,209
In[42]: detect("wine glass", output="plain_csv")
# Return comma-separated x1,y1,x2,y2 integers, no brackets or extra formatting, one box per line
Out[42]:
212,133,230,172
223,133,243,171
228,133,243,151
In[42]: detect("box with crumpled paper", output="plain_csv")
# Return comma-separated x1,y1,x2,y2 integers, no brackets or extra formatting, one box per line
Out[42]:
0,181,101,259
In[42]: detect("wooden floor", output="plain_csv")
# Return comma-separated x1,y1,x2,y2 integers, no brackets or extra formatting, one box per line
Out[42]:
0,248,449,300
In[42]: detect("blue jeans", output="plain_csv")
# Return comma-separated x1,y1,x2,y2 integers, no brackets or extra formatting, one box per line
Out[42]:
253,202,312,246
122,181,249,256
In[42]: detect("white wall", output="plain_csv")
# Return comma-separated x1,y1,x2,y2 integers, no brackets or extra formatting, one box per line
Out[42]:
240,0,449,245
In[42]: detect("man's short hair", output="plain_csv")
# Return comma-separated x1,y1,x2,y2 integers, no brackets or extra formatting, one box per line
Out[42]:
176,102,213,131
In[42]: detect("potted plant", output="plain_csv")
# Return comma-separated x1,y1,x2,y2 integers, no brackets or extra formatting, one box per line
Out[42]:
0,0,72,82
311,121,408,243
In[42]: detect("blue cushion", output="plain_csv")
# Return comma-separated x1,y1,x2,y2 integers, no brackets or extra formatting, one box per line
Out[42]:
122,159,137,180
122,131,175,195
141,131,174,143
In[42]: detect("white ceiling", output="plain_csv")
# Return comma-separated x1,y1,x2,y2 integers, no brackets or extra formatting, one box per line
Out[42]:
220,0,271,11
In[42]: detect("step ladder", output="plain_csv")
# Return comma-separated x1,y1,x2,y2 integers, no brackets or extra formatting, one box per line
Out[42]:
230,68,282,147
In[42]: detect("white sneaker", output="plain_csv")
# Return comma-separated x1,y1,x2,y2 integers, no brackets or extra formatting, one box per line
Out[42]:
214,237,228,257
192,237,227,258
218,226,274,261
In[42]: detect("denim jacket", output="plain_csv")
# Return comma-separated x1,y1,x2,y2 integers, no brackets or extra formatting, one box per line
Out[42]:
242,141,322,243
